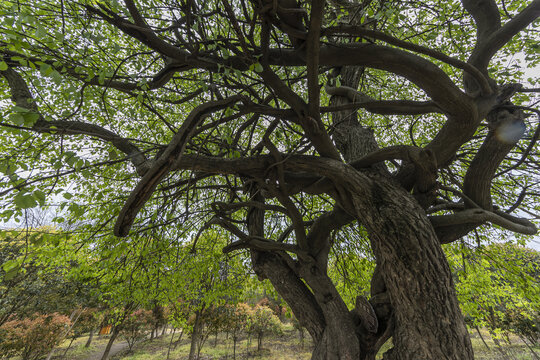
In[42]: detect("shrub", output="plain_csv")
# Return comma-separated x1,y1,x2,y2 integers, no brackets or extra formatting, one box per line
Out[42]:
120,309,153,351
248,305,283,351
0,313,71,360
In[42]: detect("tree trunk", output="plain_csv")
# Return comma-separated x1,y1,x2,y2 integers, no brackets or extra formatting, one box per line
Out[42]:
85,328,95,348
100,326,120,360
166,328,176,360
188,310,202,360
475,326,490,350
62,337,76,358
348,176,473,359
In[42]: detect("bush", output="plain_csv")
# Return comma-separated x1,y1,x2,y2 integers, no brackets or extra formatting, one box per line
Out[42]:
0,313,71,360
248,305,283,351
120,309,153,351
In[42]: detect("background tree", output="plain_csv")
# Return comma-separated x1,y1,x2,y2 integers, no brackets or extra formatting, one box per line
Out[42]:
0,0,538,359
248,304,284,352
0,313,71,360
447,242,540,357
120,308,154,351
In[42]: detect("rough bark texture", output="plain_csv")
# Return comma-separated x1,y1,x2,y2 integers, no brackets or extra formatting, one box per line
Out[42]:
351,179,473,359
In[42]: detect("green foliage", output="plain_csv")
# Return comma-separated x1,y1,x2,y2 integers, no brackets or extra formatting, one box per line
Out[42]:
247,305,284,351
0,0,538,357
447,242,540,342
0,228,98,325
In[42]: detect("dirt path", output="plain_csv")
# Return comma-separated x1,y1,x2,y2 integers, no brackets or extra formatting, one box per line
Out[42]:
84,340,130,360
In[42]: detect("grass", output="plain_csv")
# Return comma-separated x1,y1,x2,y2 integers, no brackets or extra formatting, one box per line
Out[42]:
469,328,540,360
105,327,313,360
5,327,539,359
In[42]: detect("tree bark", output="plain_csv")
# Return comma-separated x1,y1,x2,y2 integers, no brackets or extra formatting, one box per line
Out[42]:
188,310,202,360
85,327,95,348
100,326,120,360
348,176,473,359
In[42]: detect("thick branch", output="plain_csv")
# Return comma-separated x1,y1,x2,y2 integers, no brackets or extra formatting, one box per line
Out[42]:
463,108,526,210
429,209,537,235
306,207,354,267
306,0,325,116
267,44,474,117
324,25,492,95
114,95,245,236
461,0,501,42
468,0,540,70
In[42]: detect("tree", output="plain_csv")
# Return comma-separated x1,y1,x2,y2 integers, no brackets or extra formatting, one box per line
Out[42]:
0,313,71,360
447,243,540,354
0,228,96,326
247,304,284,352
121,308,153,351
222,303,250,359
0,0,538,358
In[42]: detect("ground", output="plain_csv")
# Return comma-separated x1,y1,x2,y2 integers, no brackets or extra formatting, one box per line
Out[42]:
3,325,538,359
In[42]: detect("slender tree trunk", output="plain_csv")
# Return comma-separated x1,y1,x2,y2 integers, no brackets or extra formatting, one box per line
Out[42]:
233,336,237,360
257,333,262,352
475,326,490,350
517,334,540,360
100,326,120,360
62,337,76,358
166,328,176,360
85,327,95,348
173,328,184,350
46,307,84,360
188,310,202,360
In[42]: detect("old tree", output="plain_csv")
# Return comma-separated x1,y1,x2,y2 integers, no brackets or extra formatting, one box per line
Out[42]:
0,0,539,358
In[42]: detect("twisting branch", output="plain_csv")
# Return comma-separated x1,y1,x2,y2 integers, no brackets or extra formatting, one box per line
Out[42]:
464,0,540,77
324,25,493,95
115,95,245,237
306,0,325,116
429,208,537,235
217,217,309,258
324,84,443,115
0,67,151,174
350,145,421,169
476,0,540,69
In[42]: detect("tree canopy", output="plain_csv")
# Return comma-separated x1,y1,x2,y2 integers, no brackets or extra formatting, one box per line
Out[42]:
0,0,539,359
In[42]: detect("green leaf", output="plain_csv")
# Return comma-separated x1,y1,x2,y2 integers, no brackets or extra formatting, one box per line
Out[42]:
34,190,46,205
9,112,25,126
35,24,46,39
50,70,62,84
3,267,19,281
23,111,40,126
2,259,18,272
14,193,38,209
0,61,8,71
253,63,263,73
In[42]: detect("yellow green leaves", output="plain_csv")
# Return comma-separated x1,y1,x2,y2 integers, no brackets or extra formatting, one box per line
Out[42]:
2,258,21,281
249,62,263,73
